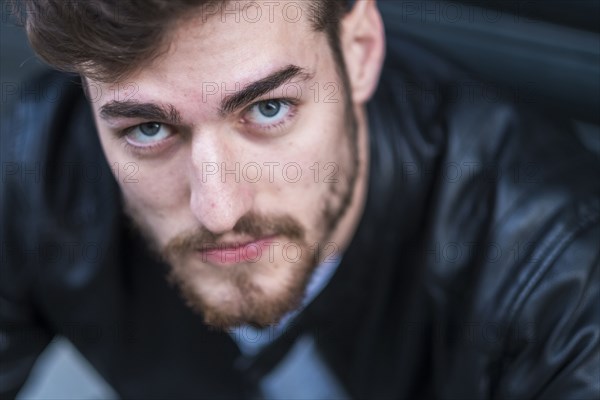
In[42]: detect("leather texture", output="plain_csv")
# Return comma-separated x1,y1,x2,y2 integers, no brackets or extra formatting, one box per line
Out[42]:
1,36,599,399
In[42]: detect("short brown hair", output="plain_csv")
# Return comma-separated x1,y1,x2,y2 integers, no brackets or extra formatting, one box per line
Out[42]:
16,0,349,82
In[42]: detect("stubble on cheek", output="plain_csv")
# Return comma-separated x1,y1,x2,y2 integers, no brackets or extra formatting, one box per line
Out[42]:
321,100,360,242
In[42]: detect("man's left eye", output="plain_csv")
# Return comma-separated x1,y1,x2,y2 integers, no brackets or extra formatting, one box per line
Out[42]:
244,100,290,126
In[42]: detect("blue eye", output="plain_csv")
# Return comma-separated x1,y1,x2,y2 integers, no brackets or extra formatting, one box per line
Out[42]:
258,101,281,117
246,100,290,126
126,122,173,145
139,122,161,136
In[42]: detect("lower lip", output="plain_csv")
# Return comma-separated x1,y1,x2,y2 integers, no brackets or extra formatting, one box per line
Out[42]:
196,236,278,266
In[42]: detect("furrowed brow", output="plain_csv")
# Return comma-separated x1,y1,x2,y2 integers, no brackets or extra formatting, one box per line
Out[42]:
219,65,313,115
99,101,182,125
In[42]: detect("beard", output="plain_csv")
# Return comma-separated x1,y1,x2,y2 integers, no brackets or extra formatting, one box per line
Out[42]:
163,213,313,329
124,90,359,330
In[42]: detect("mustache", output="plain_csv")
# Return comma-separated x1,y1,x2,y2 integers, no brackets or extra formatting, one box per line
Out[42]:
163,212,305,259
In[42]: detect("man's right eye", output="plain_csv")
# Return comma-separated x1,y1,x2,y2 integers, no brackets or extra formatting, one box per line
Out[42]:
121,122,174,151
114,122,179,157
123,122,175,147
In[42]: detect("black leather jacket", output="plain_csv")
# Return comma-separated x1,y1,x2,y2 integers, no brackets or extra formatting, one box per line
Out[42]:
1,37,599,399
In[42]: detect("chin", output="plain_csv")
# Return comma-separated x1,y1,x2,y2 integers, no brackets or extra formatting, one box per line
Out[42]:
166,253,315,329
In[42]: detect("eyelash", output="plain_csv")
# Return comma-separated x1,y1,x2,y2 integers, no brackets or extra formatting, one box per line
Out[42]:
116,97,300,156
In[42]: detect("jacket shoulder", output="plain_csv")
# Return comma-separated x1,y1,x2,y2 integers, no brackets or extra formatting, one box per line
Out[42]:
1,70,121,299
425,82,599,397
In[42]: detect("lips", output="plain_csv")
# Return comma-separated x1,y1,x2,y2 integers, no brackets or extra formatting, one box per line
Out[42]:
196,235,278,266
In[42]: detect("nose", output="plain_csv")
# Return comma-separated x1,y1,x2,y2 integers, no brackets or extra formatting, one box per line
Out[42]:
188,133,254,235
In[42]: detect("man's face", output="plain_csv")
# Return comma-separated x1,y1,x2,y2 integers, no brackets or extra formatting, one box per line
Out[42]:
89,1,367,328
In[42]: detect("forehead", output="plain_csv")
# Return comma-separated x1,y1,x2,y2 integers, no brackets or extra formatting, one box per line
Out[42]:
91,1,326,108
171,3,315,71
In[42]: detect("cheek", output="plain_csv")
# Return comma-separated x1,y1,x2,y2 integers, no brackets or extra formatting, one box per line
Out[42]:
97,132,190,216
294,103,352,185
260,104,350,214
120,164,189,213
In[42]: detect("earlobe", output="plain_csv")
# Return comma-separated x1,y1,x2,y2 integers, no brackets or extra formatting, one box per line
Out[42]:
340,0,386,104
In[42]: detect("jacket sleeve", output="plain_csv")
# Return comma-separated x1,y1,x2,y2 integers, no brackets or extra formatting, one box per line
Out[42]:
0,90,53,399
495,219,600,399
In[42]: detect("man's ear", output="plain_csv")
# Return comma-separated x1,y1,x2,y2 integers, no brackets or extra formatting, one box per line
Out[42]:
340,0,385,104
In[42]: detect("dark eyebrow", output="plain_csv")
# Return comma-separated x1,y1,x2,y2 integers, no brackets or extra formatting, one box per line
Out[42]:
219,64,314,115
99,101,182,124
